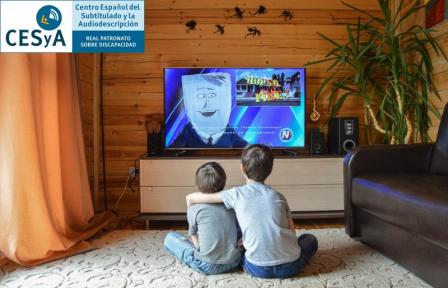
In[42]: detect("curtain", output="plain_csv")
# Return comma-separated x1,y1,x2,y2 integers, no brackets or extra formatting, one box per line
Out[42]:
0,54,115,266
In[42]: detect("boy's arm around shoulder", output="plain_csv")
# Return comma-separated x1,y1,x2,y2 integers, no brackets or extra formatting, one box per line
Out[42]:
288,216,295,232
277,191,296,232
186,191,224,207
191,234,199,248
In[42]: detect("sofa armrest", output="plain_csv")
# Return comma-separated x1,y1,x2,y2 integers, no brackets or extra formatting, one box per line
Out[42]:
344,144,434,237
345,144,434,177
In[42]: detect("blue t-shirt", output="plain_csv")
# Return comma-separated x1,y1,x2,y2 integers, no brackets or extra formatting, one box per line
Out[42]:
187,203,241,264
221,182,300,266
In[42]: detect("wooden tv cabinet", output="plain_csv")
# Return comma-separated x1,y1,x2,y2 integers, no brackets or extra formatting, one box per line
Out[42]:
140,156,344,219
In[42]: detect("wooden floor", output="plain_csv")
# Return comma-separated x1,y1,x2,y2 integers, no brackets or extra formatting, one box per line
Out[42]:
117,218,344,230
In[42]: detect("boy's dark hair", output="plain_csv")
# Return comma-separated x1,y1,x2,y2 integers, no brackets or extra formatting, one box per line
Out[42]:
195,162,227,193
241,144,274,182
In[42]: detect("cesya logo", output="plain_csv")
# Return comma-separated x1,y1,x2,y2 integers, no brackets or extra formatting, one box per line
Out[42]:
5,5,66,48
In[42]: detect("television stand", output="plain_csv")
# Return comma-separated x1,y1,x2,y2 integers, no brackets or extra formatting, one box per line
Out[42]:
281,149,298,156
140,156,344,217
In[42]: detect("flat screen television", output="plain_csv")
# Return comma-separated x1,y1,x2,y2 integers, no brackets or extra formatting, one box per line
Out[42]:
164,68,306,149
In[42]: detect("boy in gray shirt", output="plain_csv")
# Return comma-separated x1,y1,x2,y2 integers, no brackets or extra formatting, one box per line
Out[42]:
164,162,241,275
187,144,318,278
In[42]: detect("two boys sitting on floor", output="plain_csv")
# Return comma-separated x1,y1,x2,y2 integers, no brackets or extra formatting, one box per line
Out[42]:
164,144,318,278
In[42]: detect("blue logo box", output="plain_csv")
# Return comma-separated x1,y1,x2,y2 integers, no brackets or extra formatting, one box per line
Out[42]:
73,30,144,53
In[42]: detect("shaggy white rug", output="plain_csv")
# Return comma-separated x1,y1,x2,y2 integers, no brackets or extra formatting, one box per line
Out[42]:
0,229,430,288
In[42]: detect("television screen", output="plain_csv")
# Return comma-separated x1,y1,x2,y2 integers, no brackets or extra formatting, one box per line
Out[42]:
164,68,306,149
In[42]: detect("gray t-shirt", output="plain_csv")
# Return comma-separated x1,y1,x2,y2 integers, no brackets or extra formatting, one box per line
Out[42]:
221,182,300,266
187,203,241,264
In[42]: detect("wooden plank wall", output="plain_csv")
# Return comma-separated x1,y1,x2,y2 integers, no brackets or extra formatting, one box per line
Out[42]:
429,20,448,139
398,0,448,140
77,54,104,211
82,0,383,216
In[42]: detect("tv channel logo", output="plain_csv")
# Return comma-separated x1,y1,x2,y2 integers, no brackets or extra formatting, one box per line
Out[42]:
279,128,293,142
0,1,72,52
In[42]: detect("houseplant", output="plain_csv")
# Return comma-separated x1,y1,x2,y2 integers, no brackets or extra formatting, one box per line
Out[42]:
307,0,447,144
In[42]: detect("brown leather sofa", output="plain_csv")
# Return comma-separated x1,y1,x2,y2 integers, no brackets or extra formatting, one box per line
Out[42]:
344,104,448,288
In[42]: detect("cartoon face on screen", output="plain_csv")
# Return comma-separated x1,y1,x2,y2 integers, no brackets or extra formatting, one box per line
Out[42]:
181,73,232,136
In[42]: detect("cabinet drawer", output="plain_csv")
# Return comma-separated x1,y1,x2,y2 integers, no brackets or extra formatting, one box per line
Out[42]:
141,185,343,213
141,186,194,213
273,185,343,211
140,158,343,187
140,159,245,187
267,159,343,186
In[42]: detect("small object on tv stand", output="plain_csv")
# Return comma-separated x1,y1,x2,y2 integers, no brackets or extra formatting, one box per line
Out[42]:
174,150,188,157
147,133,163,156
281,149,297,156
310,128,324,155
145,114,163,156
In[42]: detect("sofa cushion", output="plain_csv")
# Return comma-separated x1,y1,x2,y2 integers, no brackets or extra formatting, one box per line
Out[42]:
352,174,448,250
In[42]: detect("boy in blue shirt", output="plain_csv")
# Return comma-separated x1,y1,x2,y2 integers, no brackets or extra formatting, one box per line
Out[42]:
186,144,318,278
164,162,241,275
